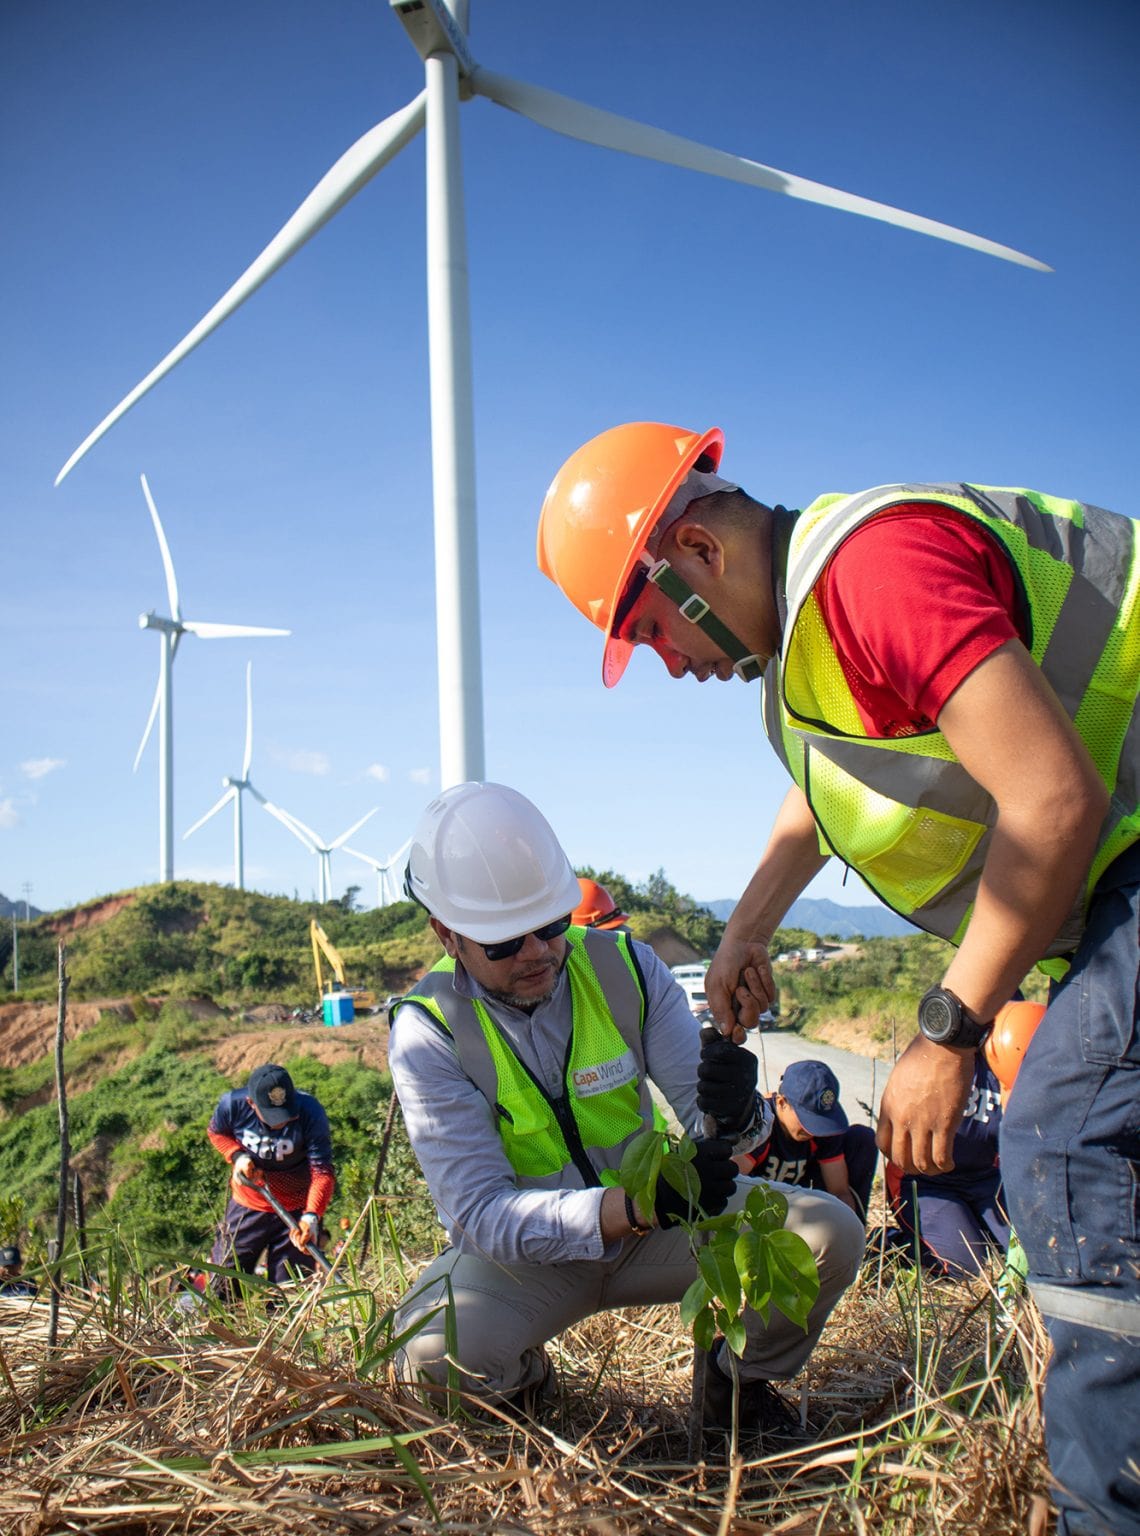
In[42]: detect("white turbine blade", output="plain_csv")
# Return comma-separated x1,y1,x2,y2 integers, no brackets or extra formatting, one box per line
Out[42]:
140,473,181,619
262,800,322,850
241,661,254,779
472,69,1050,273
55,93,428,486
385,836,413,871
181,620,291,639
342,844,382,872
331,807,378,850
133,664,162,772
245,779,268,805
183,786,236,839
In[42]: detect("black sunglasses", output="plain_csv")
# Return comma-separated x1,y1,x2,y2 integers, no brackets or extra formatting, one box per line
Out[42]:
480,915,572,963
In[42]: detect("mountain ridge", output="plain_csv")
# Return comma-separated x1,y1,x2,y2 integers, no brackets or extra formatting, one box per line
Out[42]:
701,895,918,940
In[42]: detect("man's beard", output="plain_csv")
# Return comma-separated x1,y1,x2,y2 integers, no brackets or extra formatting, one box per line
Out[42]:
484,959,565,1012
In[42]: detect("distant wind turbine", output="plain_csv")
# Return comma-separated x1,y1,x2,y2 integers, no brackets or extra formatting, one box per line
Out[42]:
267,806,379,904
182,661,294,889
134,475,290,884
58,0,1048,790
343,837,414,908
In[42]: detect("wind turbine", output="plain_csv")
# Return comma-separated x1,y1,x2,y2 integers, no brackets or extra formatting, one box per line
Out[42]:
58,0,1048,791
343,837,414,908
267,806,380,904
134,474,290,884
182,661,289,889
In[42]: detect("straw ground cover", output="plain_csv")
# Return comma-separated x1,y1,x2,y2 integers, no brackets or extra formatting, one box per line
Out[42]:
0,1194,1051,1536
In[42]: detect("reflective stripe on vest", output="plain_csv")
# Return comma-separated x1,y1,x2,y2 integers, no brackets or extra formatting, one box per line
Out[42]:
394,927,662,1189
766,484,1140,955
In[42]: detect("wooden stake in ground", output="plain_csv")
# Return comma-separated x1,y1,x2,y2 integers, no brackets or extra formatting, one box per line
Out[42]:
72,1172,88,1290
48,942,70,1351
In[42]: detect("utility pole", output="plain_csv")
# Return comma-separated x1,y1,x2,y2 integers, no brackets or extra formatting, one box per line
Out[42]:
9,910,17,993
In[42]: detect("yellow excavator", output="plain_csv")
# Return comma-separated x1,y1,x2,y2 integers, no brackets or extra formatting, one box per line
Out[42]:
310,919,375,1025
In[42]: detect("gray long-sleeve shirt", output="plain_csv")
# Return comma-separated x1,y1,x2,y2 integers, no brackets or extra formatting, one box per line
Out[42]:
388,940,707,1266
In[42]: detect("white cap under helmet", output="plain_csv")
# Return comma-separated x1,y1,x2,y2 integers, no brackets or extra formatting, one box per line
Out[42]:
405,782,581,944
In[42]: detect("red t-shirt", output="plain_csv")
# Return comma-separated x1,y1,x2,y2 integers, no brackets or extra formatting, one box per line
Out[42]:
814,505,1027,737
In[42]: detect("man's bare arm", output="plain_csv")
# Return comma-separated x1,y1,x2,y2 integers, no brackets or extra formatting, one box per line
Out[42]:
878,641,1107,1173
706,784,829,1037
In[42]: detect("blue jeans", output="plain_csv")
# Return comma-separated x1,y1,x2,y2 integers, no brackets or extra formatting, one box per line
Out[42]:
887,1163,1009,1276
1001,844,1140,1536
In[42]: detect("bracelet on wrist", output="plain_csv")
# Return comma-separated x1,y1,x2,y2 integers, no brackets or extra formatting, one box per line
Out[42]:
624,1192,653,1237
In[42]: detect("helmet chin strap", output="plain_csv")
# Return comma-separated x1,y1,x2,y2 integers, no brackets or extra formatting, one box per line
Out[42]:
644,558,765,682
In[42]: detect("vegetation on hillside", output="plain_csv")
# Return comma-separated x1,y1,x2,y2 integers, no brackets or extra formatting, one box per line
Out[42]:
2,867,728,1006
0,1001,422,1264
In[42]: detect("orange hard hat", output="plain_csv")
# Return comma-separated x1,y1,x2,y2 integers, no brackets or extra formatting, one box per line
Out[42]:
572,876,630,930
537,422,724,687
984,999,1046,1093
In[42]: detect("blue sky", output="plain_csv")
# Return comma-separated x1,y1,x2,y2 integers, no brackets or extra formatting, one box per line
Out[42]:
2,0,1137,916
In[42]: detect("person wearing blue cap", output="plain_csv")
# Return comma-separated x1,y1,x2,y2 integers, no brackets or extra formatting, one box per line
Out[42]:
206,1063,336,1293
735,1060,878,1222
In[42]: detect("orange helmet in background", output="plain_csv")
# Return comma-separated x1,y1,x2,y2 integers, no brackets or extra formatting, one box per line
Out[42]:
985,999,1046,1095
572,877,631,931
537,422,724,687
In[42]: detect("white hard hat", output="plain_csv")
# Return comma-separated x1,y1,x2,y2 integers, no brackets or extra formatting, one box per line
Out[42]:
405,782,581,944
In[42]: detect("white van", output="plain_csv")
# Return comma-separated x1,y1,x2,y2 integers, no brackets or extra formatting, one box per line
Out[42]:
670,963,709,1015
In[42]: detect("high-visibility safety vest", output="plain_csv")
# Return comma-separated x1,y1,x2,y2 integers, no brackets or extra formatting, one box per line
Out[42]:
394,926,667,1189
761,484,1140,961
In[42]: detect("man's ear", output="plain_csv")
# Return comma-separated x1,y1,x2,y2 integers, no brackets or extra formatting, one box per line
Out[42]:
429,916,459,957
671,519,726,577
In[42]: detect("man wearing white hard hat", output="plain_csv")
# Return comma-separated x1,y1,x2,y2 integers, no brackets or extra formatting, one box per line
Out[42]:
389,782,863,1437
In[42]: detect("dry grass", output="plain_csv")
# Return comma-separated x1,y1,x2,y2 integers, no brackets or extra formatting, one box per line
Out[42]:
0,1209,1052,1536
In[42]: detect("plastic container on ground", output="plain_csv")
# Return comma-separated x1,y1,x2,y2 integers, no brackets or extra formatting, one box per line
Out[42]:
322,991,355,1026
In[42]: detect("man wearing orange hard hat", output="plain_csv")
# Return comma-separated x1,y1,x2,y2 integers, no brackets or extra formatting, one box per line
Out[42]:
538,421,1140,1536
572,876,631,933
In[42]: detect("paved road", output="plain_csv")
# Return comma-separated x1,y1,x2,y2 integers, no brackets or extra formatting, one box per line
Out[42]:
652,1022,894,1134
742,1024,891,1129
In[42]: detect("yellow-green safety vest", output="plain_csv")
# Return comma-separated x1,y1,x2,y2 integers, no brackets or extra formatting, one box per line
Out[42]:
761,483,1140,964
395,926,667,1189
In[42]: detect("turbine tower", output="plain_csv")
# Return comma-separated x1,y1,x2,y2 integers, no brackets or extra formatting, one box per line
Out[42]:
343,837,414,907
58,1,1047,790
182,662,290,889
134,475,290,883
268,807,379,904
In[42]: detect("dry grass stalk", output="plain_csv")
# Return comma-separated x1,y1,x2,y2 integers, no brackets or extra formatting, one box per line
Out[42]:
0,1233,1051,1535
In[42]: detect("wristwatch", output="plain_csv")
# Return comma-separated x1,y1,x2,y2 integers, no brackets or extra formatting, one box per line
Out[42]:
917,985,993,1048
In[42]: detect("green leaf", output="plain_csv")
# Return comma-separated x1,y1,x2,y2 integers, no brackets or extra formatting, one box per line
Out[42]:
698,1237,742,1316
722,1313,747,1358
680,1275,713,1328
618,1129,664,1210
694,1211,739,1234
744,1182,788,1232
766,1228,821,1330
692,1306,718,1351
660,1155,701,1209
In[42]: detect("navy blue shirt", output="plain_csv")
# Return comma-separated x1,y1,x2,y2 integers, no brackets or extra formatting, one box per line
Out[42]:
743,1092,846,1185
208,1089,335,1213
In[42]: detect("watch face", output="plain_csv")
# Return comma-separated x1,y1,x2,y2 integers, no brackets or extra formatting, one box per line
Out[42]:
920,990,958,1043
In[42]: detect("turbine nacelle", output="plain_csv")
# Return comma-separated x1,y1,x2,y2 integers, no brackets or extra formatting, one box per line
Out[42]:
61,8,1049,791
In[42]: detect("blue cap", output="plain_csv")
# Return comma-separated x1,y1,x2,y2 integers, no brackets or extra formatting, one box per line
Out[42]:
779,1060,848,1137
246,1063,298,1127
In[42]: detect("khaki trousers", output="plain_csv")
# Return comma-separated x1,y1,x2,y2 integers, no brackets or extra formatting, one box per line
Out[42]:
393,1179,865,1401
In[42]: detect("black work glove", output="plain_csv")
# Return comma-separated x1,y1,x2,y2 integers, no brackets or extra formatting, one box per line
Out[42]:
697,1029,758,1132
654,1137,737,1228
